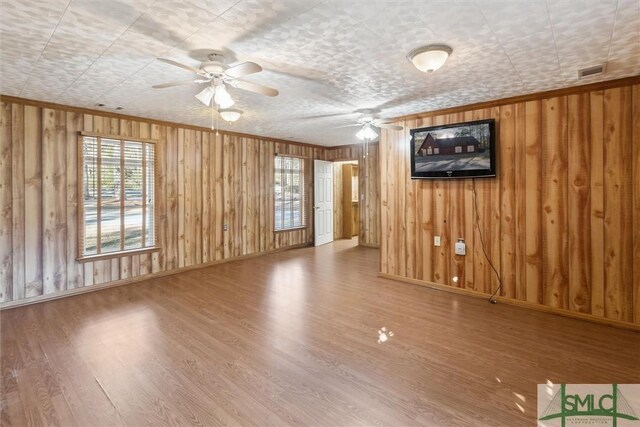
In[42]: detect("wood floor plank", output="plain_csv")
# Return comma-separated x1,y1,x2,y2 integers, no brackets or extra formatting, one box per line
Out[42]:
2,240,639,426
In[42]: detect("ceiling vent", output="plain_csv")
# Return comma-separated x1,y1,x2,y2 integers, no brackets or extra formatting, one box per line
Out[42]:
578,64,606,79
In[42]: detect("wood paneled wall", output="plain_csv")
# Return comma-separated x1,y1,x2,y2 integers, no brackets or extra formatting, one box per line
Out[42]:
322,144,380,247
380,82,640,326
332,161,356,239
0,99,322,305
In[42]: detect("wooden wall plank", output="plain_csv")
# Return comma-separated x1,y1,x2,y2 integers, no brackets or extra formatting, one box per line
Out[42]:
213,133,224,259
633,84,640,325
184,129,194,267
152,124,166,272
513,103,527,300
65,112,83,289
603,87,633,321
195,131,203,265
24,106,43,296
166,127,179,270
499,105,516,298
567,93,591,313
0,102,13,302
589,91,605,317
178,128,186,268
488,107,502,297
201,132,210,263
541,97,568,309
42,109,67,294
11,104,25,300
524,101,543,304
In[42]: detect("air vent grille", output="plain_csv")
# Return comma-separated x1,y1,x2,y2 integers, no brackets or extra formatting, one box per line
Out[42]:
578,64,606,79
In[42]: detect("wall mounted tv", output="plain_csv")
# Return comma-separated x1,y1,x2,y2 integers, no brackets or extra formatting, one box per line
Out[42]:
410,118,496,179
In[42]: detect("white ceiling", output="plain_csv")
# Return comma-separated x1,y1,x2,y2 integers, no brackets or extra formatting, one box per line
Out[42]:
1,0,638,146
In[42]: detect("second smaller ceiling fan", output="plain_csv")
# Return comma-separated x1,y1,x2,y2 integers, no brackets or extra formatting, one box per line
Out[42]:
337,110,403,140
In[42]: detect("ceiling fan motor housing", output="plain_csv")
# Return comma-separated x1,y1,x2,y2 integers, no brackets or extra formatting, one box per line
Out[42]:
201,53,227,75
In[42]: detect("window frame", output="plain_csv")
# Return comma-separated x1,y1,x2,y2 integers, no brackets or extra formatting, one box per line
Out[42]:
77,131,159,262
274,154,306,232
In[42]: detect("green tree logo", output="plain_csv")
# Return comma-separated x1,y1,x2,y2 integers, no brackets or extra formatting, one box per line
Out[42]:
540,384,639,426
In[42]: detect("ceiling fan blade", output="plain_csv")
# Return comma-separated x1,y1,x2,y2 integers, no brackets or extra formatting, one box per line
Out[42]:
376,123,403,130
232,80,279,97
225,62,262,78
334,124,362,128
300,112,355,119
152,79,209,89
157,58,205,75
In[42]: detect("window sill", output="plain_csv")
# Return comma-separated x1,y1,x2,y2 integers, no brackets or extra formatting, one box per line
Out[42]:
77,247,160,263
274,226,307,233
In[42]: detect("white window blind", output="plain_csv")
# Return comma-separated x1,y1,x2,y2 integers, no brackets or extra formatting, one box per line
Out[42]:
80,135,155,257
274,155,305,231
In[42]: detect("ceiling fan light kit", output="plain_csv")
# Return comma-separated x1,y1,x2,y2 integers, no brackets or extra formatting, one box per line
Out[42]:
154,53,278,122
195,85,215,106
356,123,378,141
213,84,234,108
408,44,452,73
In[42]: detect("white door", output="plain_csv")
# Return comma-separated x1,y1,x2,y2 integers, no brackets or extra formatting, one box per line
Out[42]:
314,160,333,246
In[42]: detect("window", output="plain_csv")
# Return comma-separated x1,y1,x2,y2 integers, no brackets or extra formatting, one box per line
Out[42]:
80,135,155,258
274,155,305,230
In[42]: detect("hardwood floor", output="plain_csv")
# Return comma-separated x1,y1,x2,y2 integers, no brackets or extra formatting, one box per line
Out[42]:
1,238,639,426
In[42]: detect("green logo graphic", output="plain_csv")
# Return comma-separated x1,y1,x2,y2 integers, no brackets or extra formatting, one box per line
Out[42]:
539,384,639,427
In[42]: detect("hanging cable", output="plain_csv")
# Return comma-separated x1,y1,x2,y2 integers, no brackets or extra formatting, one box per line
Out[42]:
471,178,503,303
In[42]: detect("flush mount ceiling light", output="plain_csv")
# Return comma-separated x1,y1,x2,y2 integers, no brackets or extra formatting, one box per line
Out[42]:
408,44,452,73
219,108,243,122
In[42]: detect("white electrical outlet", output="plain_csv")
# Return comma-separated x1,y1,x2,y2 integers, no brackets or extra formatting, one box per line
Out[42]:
455,239,466,256
434,236,441,247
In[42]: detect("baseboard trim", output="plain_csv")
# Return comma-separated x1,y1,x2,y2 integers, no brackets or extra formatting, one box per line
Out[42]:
358,242,380,248
378,272,640,332
1,243,311,310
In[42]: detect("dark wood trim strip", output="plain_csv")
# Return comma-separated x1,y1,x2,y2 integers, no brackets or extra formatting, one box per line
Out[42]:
378,272,640,332
327,141,380,150
2,243,312,310
81,130,157,144
391,75,640,122
0,95,326,149
77,246,160,263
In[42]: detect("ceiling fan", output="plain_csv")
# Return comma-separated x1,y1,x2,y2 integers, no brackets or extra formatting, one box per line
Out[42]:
152,53,279,109
336,110,403,140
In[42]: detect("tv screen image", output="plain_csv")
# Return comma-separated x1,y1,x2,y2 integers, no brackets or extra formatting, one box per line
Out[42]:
410,119,496,179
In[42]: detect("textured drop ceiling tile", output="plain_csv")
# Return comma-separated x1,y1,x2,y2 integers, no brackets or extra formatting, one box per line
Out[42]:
220,0,324,30
1,0,638,146
126,0,219,48
606,0,640,78
547,0,618,81
477,1,563,92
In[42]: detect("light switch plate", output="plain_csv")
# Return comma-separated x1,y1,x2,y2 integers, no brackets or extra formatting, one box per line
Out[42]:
434,236,441,247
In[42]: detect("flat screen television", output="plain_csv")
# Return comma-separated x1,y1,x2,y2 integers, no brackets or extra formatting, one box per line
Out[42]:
410,118,496,179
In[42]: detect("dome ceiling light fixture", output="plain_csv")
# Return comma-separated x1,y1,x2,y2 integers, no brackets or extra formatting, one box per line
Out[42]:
407,44,452,73
219,108,243,122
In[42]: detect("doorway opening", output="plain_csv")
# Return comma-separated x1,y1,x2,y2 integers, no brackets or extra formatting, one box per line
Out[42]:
333,160,359,241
